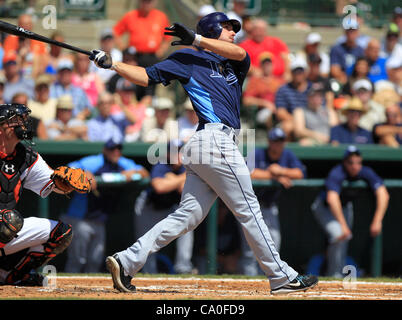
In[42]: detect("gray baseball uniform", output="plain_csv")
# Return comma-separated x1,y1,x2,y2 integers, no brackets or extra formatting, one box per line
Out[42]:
117,124,298,289
101,12,318,295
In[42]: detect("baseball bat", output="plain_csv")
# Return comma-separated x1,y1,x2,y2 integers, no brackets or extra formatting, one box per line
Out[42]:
0,20,92,56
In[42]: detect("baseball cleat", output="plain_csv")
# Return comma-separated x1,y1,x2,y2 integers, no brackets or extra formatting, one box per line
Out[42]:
270,274,318,295
105,254,136,293
13,270,46,287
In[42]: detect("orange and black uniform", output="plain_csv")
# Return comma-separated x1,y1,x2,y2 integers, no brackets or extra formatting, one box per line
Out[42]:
0,143,38,210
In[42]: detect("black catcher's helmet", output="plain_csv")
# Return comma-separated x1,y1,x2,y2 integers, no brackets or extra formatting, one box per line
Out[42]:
0,104,33,141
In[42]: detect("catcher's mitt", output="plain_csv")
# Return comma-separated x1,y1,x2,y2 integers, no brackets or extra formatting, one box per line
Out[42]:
51,166,91,194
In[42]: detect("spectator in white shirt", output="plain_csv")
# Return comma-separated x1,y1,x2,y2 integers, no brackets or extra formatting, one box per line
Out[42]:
295,32,330,77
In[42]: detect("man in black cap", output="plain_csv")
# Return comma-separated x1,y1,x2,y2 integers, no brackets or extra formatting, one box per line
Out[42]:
311,145,389,277
306,53,335,109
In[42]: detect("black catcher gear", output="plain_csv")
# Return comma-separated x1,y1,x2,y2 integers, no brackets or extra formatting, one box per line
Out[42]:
0,209,23,246
0,104,33,141
2,221,72,286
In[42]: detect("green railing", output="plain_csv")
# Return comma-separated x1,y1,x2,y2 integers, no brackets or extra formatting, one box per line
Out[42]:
30,139,402,161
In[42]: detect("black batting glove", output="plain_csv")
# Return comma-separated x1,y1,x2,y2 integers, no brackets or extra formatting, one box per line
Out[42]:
164,23,196,46
89,49,113,69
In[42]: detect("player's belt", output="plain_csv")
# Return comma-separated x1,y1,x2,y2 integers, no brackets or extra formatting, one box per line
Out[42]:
204,123,238,144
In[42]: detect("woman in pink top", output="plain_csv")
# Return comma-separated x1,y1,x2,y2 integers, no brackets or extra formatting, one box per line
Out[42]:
72,53,105,106
111,77,147,142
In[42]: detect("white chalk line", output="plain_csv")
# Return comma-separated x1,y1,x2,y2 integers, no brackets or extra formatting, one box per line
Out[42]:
44,283,402,300
57,276,402,287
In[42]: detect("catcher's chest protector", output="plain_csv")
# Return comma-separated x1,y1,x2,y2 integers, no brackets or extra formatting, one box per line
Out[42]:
0,143,37,210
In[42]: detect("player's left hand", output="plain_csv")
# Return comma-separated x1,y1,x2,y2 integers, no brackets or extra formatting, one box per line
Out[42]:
370,220,382,237
268,163,285,177
276,176,293,189
90,49,113,69
164,23,196,46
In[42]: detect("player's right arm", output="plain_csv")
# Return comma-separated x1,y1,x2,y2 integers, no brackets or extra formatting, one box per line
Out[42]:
326,190,352,241
90,50,150,87
324,165,352,241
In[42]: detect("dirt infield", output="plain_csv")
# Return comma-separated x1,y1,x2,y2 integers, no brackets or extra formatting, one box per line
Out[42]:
0,276,401,300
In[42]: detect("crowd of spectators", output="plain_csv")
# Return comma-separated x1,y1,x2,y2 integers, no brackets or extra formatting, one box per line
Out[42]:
0,1,193,145
0,2,400,149
237,5,402,147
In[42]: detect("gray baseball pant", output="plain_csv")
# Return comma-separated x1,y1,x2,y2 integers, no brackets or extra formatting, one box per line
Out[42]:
239,204,281,276
62,216,105,273
117,124,298,289
311,197,354,277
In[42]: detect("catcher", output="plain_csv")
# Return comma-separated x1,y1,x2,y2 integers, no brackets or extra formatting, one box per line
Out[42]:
0,103,91,286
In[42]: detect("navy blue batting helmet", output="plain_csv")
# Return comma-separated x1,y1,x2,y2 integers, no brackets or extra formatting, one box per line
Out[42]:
196,12,241,39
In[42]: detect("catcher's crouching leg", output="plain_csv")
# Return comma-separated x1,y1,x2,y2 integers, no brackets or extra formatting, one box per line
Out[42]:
5,221,73,286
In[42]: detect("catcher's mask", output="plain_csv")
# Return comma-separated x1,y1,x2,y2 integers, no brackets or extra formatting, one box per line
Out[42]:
0,104,33,141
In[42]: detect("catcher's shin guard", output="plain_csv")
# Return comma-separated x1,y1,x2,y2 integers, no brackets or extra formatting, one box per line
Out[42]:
5,221,73,285
43,221,73,262
5,251,48,285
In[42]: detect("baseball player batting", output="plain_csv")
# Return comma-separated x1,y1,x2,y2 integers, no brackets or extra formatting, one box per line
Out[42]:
91,12,318,294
